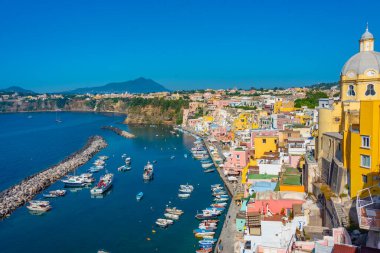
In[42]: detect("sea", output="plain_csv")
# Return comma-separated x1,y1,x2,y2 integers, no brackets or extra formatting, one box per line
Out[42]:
0,112,227,253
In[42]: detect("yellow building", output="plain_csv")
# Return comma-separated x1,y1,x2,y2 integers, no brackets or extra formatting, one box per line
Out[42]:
253,136,278,159
274,100,295,113
317,26,380,198
349,101,380,197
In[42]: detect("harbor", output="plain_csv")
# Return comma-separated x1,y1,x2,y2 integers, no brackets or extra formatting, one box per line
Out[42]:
0,112,227,253
0,135,107,220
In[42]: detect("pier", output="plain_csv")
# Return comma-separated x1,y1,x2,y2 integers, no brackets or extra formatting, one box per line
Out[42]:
0,136,107,220
102,126,135,138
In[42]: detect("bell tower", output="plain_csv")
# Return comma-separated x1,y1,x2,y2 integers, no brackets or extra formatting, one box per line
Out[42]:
360,23,374,52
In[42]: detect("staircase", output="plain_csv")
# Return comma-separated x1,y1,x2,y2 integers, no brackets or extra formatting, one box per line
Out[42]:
333,201,349,227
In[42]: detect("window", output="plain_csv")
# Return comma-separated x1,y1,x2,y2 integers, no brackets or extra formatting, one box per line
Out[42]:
338,143,341,151
361,136,370,148
262,139,266,144
361,155,371,168
362,175,368,183
347,85,356,96
236,155,240,159
288,133,292,137
365,84,376,96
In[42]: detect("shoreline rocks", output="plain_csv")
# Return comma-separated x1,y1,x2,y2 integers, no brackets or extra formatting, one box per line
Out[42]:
101,126,135,138
0,135,107,220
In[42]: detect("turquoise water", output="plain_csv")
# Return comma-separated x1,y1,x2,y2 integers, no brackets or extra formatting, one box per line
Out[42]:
0,112,226,253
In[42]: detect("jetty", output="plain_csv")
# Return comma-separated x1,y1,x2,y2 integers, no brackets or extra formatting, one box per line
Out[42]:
101,126,135,138
0,136,107,220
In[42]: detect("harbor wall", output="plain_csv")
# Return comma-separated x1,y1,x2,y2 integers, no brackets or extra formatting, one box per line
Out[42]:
101,126,135,138
0,135,107,220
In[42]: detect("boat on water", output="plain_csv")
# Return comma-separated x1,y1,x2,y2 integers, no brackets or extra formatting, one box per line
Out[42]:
170,155,175,159
99,156,109,160
213,197,229,203
178,193,191,199
156,219,169,228
199,238,217,244
27,200,51,212
210,184,221,188
204,168,215,173
80,173,95,184
62,175,86,187
184,154,188,158
121,153,127,158
180,184,194,191
88,165,104,173
125,157,131,165
136,192,144,201
164,213,179,220
43,190,66,198
211,203,227,208
195,213,217,220
143,161,154,180
195,231,215,238
201,163,214,169
118,165,131,172
165,207,184,215
179,188,192,193
93,159,105,166
90,173,113,195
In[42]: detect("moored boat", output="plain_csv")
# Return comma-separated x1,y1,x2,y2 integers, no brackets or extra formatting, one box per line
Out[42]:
204,168,215,173
27,200,51,212
164,213,179,220
143,161,154,180
62,175,86,187
165,207,184,215
178,193,191,199
90,173,113,195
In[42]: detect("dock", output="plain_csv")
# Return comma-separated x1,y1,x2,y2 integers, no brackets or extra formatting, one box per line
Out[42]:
101,126,135,138
0,136,107,220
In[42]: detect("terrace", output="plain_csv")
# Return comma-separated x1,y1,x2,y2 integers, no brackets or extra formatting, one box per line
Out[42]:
356,187,380,231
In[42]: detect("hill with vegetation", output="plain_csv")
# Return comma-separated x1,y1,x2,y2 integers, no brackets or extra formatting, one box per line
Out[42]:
294,91,328,108
65,77,169,94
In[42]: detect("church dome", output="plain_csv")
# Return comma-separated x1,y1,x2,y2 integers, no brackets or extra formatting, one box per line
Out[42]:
361,30,374,40
341,51,380,75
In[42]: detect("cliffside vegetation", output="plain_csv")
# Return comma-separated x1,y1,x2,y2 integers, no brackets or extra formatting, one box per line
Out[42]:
294,91,328,108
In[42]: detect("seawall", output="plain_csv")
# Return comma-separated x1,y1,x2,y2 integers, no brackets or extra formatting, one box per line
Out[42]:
101,126,135,138
0,135,107,220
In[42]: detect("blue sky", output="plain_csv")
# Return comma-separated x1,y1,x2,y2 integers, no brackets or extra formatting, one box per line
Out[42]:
1,0,380,92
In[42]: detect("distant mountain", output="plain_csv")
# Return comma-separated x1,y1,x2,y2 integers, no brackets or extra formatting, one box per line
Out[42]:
0,86,35,94
65,77,169,94
308,82,339,90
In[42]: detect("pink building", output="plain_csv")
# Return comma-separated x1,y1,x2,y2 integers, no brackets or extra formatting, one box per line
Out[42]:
223,147,249,175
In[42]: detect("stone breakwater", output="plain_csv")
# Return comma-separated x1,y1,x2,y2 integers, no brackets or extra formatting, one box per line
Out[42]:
101,126,135,138
0,136,107,220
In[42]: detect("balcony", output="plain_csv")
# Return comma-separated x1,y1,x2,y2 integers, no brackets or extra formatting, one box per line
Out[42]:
356,187,380,231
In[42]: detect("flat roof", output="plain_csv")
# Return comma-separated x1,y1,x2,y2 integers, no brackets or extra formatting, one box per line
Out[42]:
324,132,343,140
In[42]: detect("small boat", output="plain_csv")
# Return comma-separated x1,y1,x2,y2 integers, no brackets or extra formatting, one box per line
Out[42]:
212,192,227,196
199,239,217,244
213,198,229,203
170,155,175,159
180,184,194,191
136,192,144,201
211,203,227,208
201,163,214,169
156,219,169,228
99,156,109,160
27,200,51,212
62,176,86,187
118,165,131,172
121,153,127,158
200,159,213,164
153,160,157,164
179,188,192,193
204,168,215,173
125,157,131,165
93,159,105,166
193,228,214,234
88,166,103,173
165,207,184,215
164,213,179,220
195,231,215,238
210,184,221,188
80,173,95,184
90,173,113,195
184,154,188,158
178,193,191,199
195,213,217,220
43,190,66,198
143,162,154,181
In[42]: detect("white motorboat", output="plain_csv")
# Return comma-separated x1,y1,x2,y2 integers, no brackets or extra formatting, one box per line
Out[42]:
165,207,184,215
179,184,194,191
27,200,51,212
164,213,179,220
90,173,114,195
179,188,192,193
201,163,214,168
178,193,190,199
143,161,154,180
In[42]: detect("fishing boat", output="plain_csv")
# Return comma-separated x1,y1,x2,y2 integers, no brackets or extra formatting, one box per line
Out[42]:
62,176,86,187
27,200,51,212
178,193,191,199
201,162,214,168
165,207,184,215
43,190,66,198
204,168,215,173
136,192,144,201
90,173,113,195
125,157,131,165
164,213,179,220
143,162,154,180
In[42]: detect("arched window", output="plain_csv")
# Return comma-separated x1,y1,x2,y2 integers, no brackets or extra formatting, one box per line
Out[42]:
347,85,355,96
365,84,376,96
